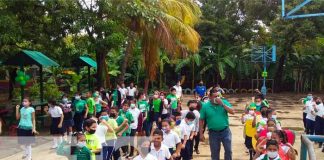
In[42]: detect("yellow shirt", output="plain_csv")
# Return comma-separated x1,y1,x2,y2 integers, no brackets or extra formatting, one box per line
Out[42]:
106,119,118,141
172,126,181,138
85,133,101,160
243,115,257,137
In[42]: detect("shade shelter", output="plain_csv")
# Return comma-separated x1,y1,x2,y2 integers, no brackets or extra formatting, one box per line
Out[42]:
3,50,59,102
72,56,97,91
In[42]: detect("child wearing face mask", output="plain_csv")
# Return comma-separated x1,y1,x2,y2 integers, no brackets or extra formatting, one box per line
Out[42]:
161,119,181,159
133,138,157,160
44,99,64,149
73,93,88,132
271,130,297,160
71,133,92,160
242,105,257,160
267,109,282,130
129,99,141,157
60,94,74,144
16,97,38,160
254,139,282,160
95,111,114,160
179,111,196,160
84,119,102,160
171,112,182,137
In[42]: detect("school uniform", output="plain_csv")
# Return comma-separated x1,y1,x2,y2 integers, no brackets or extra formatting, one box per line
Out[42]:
73,99,87,132
181,110,200,157
133,153,158,160
305,101,316,135
17,106,36,145
61,103,74,133
163,130,181,155
256,154,281,160
161,98,170,120
129,107,141,156
179,119,194,160
315,103,324,136
150,144,172,160
49,106,64,135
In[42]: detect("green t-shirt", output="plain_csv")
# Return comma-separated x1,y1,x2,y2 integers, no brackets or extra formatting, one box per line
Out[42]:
166,94,178,109
106,119,118,141
85,133,101,160
138,100,149,113
87,98,96,114
153,99,162,113
18,107,35,129
72,146,92,160
74,100,87,113
112,90,118,106
95,103,102,113
116,116,126,136
200,99,232,131
118,109,134,134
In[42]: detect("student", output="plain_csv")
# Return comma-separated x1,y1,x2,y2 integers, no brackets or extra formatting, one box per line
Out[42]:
166,88,178,115
257,106,269,132
133,138,158,160
86,91,96,118
73,93,88,132
94,91,108,118
150,129,172,160
195,80,207,99
267,109,282,130
302,94,313,130
111,84,122,108
173,80,183,100
127,82,137,100
254,139,282,160
305,97,316,135
118,101,134,156
314,97,324,147
84,119,102,160
137,92,150,136
110,107,129,160
129,99,141,157
151,91,163,128
71,133,92,160
44,99,64,149
255,96,264,112
16,97,37,160
60,94,74,143
95,111,114,160
181,100,200,156
160,92,170,120
179,112,196,160
172,112,182,137
271,130,296,160
241,105,257,160
161,119,181,159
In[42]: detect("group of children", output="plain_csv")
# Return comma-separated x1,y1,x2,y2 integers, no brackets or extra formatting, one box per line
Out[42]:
15,82,203,160
302,94,324,151
241,94,298,160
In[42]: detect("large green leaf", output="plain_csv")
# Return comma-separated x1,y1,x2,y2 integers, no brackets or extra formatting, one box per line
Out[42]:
199,64,213,74
217,62,226,80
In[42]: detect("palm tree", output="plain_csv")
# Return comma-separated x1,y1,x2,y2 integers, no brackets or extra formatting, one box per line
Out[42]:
175,53,201,89
199,44,236,83
116,0,201,93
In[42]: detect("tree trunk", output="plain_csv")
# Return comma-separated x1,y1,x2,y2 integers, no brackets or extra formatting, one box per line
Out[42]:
119,38,135,84
103,60,110,88
274,54,286,92
144,78,149,94
96,49,108,88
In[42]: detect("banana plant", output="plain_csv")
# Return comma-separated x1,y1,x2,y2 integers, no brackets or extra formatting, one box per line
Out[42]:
175,53,201,88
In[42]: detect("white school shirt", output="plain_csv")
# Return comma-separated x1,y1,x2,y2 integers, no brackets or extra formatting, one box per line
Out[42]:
181,110,200,131
306,101,316,121
119,88,126,99
127,87,137,97
173,85,182,98
133,154,158,160
129,107,141,129
48,106,63,118
179,119,194,139
162,99,169,114
256,154,281,160
150,144,171,160
95,123,108,144
315,103,324,117
163,130,181,149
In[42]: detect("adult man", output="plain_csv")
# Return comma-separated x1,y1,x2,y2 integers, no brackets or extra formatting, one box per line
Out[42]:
199,88,235,160
195,80,206,99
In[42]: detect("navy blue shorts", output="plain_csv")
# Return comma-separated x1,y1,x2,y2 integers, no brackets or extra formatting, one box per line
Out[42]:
63,119,74,132
17,128,35,145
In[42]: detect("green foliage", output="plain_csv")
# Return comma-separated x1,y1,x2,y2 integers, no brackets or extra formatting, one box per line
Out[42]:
44,81,62,101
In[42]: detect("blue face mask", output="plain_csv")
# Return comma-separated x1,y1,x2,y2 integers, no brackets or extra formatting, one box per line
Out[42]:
307,96,313,100
187,121,194,125
176,120,181,126
100,115,109,121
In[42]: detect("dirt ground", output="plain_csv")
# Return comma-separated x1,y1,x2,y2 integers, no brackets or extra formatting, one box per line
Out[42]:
1,93,323,160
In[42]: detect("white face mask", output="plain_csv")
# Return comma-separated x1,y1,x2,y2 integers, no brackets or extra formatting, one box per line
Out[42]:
75,96,81,100
22,102,29,107
76,141,86,148
272,115,277,119
267,151,278,158
249,110,255,115
130,104,136,108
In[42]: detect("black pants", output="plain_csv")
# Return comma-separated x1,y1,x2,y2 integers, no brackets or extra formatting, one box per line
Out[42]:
180,139,192,160
306,119,315,135
73,112,84,132
129,129,137,156
315,116,324,135
193,131,200,151
303,112,307,130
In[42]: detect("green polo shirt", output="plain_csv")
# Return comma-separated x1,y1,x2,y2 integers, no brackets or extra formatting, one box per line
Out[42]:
138,100,149,113
86,98,95,114
116,116,126,136
118,109,134,134
166,94,177,109
72,146,92,160
153,99,162,113
200,99,232,131
74,100,87,113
